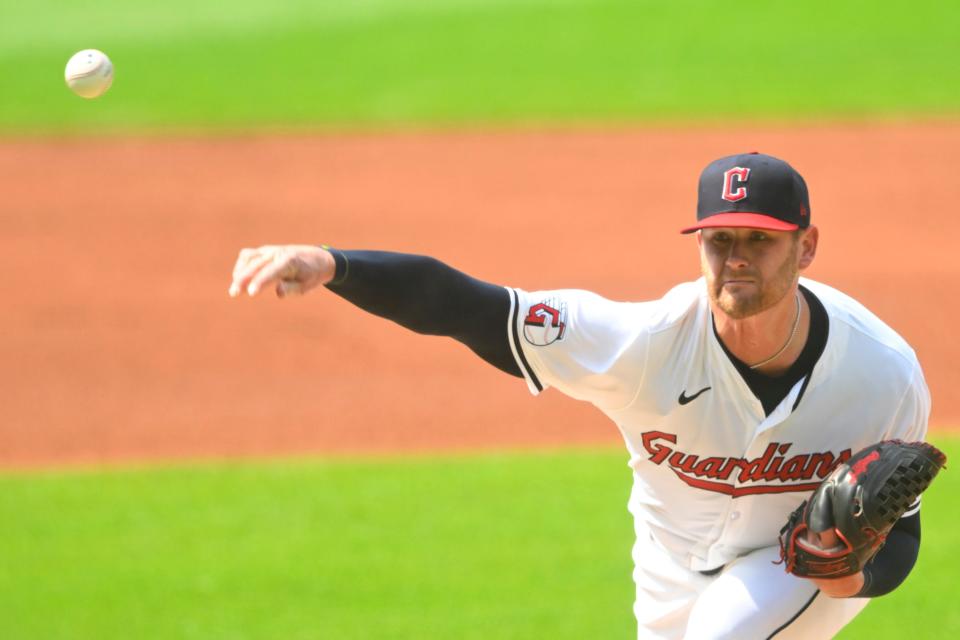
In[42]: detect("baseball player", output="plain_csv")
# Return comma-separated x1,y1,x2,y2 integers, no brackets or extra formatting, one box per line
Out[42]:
229,153,936,639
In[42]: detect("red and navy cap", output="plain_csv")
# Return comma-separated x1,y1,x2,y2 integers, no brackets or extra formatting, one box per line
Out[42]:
680,152,810,234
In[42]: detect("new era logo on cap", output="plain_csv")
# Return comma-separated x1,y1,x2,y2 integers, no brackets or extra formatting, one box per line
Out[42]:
681,152,810,234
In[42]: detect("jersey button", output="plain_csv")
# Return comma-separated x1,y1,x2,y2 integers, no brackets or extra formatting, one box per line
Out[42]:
729,511,740,521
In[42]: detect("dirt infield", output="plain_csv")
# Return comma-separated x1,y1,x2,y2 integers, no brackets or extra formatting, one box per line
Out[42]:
2,122,958,466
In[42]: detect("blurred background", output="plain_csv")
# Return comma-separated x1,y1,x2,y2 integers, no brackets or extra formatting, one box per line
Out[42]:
1,1,958,638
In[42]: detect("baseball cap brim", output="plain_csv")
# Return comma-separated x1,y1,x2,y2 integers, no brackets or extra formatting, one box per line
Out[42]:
680,212,800,235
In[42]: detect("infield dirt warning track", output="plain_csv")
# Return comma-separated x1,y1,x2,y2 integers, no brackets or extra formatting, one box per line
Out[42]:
2,122,957,466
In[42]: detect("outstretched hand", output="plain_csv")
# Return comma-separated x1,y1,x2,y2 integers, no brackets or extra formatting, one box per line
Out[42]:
229,245,336,298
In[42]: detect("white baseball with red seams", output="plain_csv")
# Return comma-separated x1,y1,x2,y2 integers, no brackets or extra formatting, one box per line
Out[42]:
65,49,114,99
506,277,928,639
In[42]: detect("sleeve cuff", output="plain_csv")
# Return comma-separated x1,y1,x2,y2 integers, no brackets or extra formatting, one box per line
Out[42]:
505,287,544,394
321,245,349,286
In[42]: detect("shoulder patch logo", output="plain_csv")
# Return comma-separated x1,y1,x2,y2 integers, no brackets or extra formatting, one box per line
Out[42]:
523,299,567,346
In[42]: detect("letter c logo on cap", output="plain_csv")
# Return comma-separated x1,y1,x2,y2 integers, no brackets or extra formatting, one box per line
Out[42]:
722,167,750,202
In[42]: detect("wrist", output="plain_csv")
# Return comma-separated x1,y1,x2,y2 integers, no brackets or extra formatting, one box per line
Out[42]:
320,245,348,285
810,572,866,598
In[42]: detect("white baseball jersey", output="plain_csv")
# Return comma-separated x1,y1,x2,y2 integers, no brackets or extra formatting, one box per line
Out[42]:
506,277,930,575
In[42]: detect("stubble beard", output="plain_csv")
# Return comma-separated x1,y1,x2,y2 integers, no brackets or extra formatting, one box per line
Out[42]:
705,243,800,320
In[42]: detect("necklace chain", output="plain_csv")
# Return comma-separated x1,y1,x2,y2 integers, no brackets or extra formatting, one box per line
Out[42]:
749,291,802,370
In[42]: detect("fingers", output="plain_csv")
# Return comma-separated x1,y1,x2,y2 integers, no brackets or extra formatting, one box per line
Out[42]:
229,244,334,298
230,250,275,297
232,248,259,281
229,246,295,297
246,251,297,297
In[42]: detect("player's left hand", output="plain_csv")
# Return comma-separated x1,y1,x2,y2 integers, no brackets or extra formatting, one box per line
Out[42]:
777,440,946,595
800,529,865,597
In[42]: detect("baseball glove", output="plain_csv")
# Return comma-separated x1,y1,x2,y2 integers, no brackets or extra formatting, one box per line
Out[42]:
778,440,946,578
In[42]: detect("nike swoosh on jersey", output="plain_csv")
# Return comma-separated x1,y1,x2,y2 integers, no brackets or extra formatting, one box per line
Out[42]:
678,386,712,405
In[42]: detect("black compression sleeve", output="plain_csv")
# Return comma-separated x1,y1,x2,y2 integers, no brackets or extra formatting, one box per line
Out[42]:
324,249,522,377
856,511,921,597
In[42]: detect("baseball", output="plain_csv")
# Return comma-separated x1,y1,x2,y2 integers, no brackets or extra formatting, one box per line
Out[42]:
64,49,114,99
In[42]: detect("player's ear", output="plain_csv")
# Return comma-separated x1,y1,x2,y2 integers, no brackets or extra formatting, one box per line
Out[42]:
798,226,818,270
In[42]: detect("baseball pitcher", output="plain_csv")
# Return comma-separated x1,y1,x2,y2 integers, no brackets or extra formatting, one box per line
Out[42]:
229,153,944,639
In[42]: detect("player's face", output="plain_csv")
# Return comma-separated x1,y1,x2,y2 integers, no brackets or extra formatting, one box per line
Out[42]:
698,227,817,319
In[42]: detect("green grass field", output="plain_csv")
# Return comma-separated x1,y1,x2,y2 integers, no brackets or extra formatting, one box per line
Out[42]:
2,0,959,133
1,438,957,639
0,450,634,639
3,1,958,637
